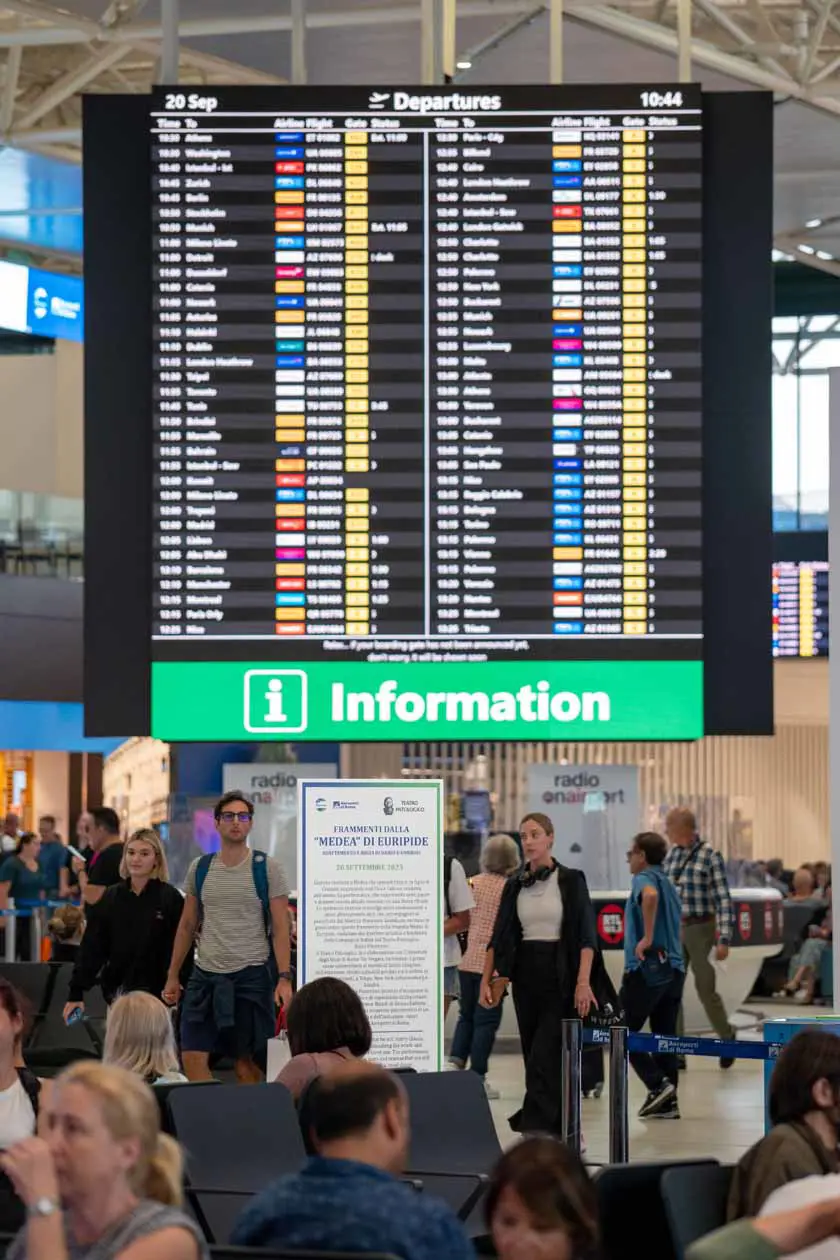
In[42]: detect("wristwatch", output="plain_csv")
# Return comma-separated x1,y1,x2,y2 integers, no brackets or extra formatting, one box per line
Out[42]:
28,1197,59,1219
276,971,292,981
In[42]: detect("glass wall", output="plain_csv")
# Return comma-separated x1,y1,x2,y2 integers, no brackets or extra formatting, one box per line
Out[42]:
773,314,839,531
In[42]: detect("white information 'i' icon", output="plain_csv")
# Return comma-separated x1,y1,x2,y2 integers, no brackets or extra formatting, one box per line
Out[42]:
264,677,289,725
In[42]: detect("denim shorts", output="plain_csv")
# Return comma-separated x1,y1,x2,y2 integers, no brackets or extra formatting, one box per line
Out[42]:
444,966,460,999
180,962,274,1059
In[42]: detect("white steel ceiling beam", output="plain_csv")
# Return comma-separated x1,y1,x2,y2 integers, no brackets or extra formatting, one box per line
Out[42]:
0,44,21,133
691,0,792,79
802,0,837,82
564,3,840,116
13,41,132,130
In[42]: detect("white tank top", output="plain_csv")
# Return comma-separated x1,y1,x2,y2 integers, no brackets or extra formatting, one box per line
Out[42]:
0,1076,36,1150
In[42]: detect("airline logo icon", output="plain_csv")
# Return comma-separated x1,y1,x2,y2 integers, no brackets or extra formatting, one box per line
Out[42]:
244,669,308,734
369,92,390,109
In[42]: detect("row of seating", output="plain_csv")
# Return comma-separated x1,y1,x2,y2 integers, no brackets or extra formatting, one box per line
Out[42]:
156,1077,735,1257
3,961,105,1071
594,1160,733,1260
158,1072,501,1241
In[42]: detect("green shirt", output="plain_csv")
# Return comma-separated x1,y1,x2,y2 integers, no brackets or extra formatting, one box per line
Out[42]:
0,857,45,903
688,1221,780,1260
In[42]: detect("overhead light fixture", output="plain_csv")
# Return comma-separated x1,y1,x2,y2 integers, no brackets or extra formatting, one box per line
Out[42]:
816,250,834,260
798,243,816,255
806,218,823,229
456,59,472,69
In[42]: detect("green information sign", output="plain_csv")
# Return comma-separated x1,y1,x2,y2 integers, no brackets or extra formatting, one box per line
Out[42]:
151,660,703,742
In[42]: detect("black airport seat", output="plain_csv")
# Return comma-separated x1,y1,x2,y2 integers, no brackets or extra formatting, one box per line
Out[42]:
169,1082,305,1192
594,1159,719,1260
662,1163,734,1260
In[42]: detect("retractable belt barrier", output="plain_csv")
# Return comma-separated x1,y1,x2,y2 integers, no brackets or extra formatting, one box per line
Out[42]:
0,899,74,962
560,1019,781,1163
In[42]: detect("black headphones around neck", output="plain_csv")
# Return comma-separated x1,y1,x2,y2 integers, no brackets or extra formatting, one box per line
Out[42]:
519,861,557,888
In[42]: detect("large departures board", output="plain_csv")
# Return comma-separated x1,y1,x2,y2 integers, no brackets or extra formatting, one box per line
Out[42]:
146,84,705,742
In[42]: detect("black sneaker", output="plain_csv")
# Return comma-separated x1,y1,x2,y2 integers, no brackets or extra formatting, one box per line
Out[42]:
646,1097,680,1119
638,1080,677,1118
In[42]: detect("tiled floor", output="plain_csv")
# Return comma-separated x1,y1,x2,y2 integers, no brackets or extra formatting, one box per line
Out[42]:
472,999,825,1165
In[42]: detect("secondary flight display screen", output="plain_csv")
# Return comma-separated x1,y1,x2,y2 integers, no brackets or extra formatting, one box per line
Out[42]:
149,84,704,741
772,561,829,658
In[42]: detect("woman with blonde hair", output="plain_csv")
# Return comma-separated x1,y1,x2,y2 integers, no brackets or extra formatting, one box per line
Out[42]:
0,1060,206,1259
104,993,186,1087
48,905,84,964
449,833,522,1098
63,830,185,1024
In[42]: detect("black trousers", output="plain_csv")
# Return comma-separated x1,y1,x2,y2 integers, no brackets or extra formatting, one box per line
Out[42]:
620,967,685,1092
511,941,568,1134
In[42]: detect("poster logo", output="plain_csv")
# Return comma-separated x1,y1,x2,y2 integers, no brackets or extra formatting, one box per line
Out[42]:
597,904,624,946
243,668,307,734
315,798,327,812
383,796,394,815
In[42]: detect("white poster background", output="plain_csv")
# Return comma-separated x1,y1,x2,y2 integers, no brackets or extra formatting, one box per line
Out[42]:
526,763,640,891
223,762,336,890
298,779,443,1072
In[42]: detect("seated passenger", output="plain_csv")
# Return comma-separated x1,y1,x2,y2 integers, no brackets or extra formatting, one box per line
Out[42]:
0,980,50,1233
485,1136,600,1260
47,904,84,964
786,867,819,905
0,1061,206,1259
784,889,832,1003
232,1060,473,1260
274,976,372,1100
728,1029,840,1219
692,1174,840,1260
104,992,187,1087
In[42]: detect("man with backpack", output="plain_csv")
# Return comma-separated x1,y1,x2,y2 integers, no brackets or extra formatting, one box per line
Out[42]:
163,791,292,1083
620,831,686,1120
443,854,474,1018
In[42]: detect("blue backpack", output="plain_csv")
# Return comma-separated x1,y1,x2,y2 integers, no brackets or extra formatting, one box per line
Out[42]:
194,850,272,938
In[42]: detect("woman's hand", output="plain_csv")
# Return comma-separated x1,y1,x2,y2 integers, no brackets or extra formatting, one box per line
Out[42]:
574,980,597,1018
62,1002,84,1026
480,977,507,1009
0,1137,59,1208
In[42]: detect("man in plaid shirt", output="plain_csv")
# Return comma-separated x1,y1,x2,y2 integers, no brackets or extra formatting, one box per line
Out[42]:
663,807,736,1065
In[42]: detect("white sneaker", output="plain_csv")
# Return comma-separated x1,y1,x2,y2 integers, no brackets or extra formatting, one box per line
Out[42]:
484,1079,500,1100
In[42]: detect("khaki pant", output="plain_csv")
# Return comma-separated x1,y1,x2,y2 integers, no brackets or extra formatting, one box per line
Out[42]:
677,918,734,1039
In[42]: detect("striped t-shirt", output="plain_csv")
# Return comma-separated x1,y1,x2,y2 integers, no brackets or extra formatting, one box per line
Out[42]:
184,850,289,974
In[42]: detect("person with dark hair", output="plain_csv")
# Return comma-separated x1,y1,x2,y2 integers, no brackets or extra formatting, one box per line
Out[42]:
79,808,124,912
274,977,372,1100
727,1029,840,1220
36,816,66,902
620,832,686,1120
163,792,292,1083
231,1060,473,1260
0,835,46,961
480,812,614,1135
0,978,50,1233
485,1136,600,1260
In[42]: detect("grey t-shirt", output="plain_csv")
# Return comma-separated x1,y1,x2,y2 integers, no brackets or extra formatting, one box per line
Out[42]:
184,849,290,974
8,1199,209,1260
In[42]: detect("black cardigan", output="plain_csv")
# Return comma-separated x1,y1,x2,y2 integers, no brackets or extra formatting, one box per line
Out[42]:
489,863,615,1016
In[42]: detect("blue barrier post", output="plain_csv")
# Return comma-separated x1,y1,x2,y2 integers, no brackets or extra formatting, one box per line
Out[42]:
560,1018,582,1154
609,1025,629,1164
4,901,14,963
